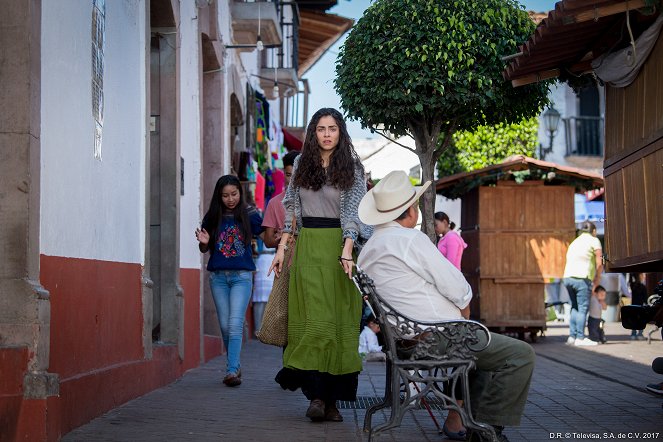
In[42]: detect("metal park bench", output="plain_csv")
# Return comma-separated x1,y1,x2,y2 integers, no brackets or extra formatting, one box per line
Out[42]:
352,267,498,442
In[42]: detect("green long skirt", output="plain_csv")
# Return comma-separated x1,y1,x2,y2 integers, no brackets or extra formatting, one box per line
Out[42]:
275,227,362,401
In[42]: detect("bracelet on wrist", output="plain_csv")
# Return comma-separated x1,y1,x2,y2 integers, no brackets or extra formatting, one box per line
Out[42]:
277,243,288,251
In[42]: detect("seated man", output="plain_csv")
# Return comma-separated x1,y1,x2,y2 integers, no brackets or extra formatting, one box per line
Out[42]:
357,171,534,442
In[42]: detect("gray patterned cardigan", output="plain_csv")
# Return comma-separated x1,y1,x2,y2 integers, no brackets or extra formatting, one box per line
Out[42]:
282,155,373,246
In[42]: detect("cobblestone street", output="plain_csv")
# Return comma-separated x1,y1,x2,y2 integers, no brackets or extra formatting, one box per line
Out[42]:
64,323,662,442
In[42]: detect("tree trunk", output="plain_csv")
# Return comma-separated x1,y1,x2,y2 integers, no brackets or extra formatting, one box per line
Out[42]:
419,151,437,242
409,119,441,243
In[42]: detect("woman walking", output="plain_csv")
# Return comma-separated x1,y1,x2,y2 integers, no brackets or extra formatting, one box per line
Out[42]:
196,175,263,387
269,108,369,422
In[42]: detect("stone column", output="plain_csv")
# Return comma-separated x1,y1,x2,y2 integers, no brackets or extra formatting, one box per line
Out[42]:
0,0,58,438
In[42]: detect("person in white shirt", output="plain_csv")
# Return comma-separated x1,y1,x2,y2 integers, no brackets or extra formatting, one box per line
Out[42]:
356,171,534,442
358,316,385,361
562,220,603,346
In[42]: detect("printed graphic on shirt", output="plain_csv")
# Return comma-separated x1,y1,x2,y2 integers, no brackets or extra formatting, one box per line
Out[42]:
217,224,246,258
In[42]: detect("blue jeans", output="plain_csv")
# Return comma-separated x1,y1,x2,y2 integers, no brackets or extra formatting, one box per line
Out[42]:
209,270,253,374
563,277,591,340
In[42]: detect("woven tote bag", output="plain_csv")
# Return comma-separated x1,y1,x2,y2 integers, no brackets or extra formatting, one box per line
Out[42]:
256,235,295,347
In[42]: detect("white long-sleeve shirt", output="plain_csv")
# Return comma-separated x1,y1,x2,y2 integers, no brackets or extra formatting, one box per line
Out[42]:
358,326,382,353
357,222,473,322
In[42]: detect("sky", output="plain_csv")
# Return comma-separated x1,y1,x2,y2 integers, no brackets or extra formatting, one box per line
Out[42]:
303,0,559,139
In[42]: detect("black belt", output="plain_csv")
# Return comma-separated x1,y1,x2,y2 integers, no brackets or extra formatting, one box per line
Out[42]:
302,217,341,228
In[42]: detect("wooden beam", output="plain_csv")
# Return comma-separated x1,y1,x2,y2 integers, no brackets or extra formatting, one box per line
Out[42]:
511,69,560,87
568,0,646,24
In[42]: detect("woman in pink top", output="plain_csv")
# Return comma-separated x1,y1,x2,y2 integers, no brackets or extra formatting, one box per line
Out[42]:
434,212,467,270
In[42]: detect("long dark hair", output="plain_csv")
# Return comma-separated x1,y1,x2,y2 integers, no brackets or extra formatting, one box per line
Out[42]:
434,211,456,231
203,175,253,245
293,108,362,191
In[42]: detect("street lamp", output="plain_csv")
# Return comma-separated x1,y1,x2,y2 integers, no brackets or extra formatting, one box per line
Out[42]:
540,106,561,160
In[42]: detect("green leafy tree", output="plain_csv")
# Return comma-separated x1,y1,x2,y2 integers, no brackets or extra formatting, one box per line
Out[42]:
437,116,539,177
335,0,550,239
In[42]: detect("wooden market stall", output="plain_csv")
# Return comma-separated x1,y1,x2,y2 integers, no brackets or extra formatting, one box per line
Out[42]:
503,0,663,283
436,156,603,340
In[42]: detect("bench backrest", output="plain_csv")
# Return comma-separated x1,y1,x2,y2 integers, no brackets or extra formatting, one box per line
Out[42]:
353,267,490,363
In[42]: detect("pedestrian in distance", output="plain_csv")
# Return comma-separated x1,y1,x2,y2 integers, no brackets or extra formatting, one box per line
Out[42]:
196,175,263,387
262,150,300,248
562,220,603,347
434,211,467,271
587,285,607,343
629,273,648,340
268,107,370,423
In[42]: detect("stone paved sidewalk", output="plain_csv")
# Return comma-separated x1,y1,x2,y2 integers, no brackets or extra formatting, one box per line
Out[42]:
63,322,663,442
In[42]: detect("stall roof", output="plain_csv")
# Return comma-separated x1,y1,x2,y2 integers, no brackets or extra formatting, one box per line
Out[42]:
504,0,660,86
435,155,604,199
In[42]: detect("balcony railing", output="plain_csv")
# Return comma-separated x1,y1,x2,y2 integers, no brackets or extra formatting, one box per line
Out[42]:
563,116,604,157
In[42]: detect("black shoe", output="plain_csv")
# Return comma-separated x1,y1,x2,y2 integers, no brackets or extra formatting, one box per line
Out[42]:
469,426,509,442
324,401,343,422
305,399,325,421
222,372,241,387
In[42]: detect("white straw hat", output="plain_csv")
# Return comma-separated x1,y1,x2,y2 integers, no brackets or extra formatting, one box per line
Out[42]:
358,170,431,225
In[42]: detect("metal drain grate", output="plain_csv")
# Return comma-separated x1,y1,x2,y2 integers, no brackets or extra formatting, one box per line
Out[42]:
338,396,446,410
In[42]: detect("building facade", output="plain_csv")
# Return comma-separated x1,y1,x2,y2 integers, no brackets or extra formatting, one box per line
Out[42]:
0,1,349,440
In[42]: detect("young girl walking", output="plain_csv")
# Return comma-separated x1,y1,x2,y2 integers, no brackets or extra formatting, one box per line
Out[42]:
196,175,263,387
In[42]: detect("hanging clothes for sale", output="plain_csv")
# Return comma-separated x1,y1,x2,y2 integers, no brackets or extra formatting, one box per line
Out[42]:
254,92,270,170
282,128,303,151
268,100,283,159
271,168,285,196
264,168,276,203
255,171,265,211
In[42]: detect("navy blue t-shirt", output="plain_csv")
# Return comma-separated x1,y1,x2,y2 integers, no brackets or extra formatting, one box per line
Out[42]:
202,207,263,272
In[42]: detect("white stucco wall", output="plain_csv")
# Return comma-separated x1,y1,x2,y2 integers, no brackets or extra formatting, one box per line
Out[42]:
40,0,147,264
179,0,204,269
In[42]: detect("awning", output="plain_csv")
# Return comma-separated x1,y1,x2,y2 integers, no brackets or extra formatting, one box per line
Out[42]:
297,10,353,77
435,155,604,199
282,128,303,151
503,0,660,87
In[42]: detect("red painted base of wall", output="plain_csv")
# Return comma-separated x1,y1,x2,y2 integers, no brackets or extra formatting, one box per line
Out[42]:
0,346,30,442
204,335,223,363
22,256,208,440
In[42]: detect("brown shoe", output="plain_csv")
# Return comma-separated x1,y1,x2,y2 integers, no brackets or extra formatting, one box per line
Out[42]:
325,402,343,422
305,399,325,421
223,372,241,387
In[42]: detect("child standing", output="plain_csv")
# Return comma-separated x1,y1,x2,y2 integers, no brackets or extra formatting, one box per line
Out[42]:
359,316,384,361
588,285,607,343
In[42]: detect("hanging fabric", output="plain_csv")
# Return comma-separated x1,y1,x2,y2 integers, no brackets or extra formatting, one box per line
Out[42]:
592,15,663,88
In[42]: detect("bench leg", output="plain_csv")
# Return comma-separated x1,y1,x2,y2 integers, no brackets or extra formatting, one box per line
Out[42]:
363,363,393,434
370,368,417,439
456,370,498,442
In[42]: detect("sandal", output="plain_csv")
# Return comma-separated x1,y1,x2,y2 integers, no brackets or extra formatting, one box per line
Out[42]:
443,423,467,441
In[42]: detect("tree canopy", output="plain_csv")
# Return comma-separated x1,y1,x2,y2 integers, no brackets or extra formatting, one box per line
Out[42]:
335,0,551,238
335,0,549,136
437,116,539,177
